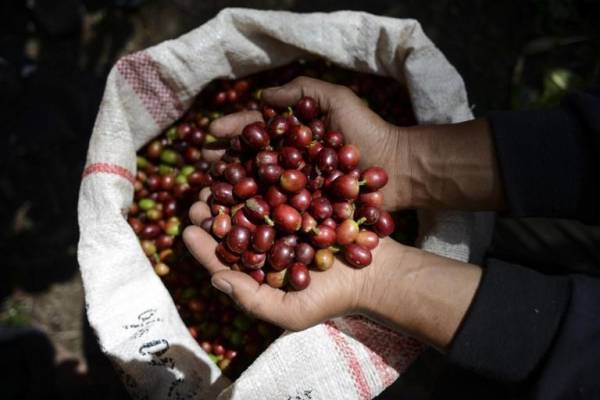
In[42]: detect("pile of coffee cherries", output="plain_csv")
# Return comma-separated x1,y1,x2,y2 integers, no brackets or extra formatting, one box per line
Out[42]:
128,59,417,378
204,96,394,291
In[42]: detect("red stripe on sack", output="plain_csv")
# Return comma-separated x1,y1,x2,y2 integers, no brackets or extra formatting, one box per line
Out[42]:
339,317,396,387
82,163,135,184
344,316,424,379
324,321,371,400
116,51,184,128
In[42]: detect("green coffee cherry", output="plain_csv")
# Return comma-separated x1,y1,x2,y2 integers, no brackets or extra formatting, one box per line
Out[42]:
158,164,175,176
160,149,179,165
175,174,187,185
166,127,177,141
136,156,149,169
181,165,195,176
138,198,156,211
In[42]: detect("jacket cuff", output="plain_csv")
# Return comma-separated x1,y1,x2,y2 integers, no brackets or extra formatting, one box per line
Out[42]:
447,259,571,382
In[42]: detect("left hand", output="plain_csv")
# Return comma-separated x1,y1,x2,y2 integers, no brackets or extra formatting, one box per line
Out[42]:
183,200,410,331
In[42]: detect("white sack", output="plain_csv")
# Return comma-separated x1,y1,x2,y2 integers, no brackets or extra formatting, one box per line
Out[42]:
78,8,493,400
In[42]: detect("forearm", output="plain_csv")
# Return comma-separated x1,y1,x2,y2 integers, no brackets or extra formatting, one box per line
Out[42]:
406,119,505,211
361,246,482,350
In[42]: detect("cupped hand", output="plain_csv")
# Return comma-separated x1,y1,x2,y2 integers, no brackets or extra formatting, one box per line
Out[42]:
182,199,410,331
206,76,414,211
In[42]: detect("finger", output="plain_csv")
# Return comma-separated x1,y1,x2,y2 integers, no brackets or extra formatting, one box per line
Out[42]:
182,225,228,274
201,148,225,162
262,76,340,112
199,187,211,203
188,201,211,226
211,270,303,330
209,110,263,138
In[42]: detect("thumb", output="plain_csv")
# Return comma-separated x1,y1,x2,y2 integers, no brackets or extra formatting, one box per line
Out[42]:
262,76,338,112
211,270,303,330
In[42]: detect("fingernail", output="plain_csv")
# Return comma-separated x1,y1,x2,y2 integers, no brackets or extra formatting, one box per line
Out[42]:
211,277,232,295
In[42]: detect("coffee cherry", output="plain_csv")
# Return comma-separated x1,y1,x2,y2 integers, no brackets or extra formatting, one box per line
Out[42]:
272,204,302,233
269,242,295,271
288,262,310,290
233,177,258,199
268,115,289,138
356,205,380,225
311,225,336,248
248,269,265,283
295,242,315,265
294,96,319,121
289,189,311,212
225,226,251,254
258,164,284,184
336,219,360,245
374,210,395,237
256,150,279,166
216,242,240,264
324,131,344,149
266,269,287,289
288,124,313,148
310,197,333,221
314,248,334,271
333,201,354,221
241,122,269,150
232,208,257,233
241,250,266,270
317,147,338,175
212,213,232,239
264,185,288,208
356,230,379,250
279,147,303,169
309,119,325,140
359,191,384,207
344,244,372,268
280,170,307,193
211,182,236,206
224,163,246,184
361,166,388,191
244,197,271,224
337,144,360,172
331,175,360,200
252,224,276,253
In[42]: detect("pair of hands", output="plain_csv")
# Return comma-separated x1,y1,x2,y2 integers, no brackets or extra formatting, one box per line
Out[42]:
183,77,487,348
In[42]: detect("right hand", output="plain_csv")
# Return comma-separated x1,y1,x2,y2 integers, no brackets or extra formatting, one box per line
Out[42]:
207,76,414,211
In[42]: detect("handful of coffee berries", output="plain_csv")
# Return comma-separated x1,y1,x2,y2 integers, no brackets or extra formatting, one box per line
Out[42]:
205,96,394,291
128,59,415,377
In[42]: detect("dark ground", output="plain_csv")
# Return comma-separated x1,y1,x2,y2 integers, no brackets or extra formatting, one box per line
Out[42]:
0,0,599,399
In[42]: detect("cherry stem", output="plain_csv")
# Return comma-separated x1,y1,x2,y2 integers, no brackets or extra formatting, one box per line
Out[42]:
287,106,294,115
264,216,275,226
358,180,366,186
356,217,367,226
311,227,320,235
329,245,341,253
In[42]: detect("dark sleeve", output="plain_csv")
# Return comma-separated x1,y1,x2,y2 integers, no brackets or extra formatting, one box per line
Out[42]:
488,90,600,223
448,259,600,398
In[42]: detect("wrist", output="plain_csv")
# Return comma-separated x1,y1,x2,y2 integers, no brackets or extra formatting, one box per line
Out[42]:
402,120,505,210
358,240,483,350
356,239,424,325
